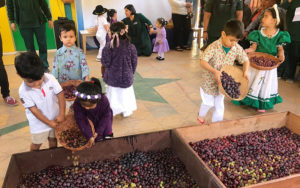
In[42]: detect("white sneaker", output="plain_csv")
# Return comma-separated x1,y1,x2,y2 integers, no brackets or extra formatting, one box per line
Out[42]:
96,58,101,62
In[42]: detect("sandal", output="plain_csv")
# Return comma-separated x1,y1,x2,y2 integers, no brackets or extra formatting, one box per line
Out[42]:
257,109,266,113
175,46,184,51
197,116,205,125
183,46,191,50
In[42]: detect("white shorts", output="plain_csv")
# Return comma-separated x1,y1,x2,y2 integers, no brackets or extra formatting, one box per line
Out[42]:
31,129,56,144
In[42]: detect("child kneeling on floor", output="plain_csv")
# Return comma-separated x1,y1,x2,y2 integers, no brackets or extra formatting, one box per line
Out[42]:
197,19,250,124
15,52,66,151
73,78,113,147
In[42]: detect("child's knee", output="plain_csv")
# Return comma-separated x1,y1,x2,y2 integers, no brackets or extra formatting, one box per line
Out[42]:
30,143,42,151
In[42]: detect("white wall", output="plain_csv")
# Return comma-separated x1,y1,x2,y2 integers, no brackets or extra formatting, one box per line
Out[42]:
81,0,172,29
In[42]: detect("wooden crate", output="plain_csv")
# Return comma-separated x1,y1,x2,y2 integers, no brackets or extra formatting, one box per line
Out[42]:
173,111,300,188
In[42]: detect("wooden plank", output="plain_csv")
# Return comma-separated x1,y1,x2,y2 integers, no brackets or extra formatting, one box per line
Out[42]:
176,112,288,143
286,112,300,135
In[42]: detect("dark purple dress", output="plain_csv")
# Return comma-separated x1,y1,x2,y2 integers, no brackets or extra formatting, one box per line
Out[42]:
73,95,113,141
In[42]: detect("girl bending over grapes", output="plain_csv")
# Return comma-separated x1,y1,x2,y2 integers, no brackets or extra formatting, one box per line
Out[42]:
73,78,113,147
233,5,291,112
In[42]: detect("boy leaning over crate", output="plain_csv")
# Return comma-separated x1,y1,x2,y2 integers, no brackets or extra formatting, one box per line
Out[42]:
198,19,250,124
15,52,66,151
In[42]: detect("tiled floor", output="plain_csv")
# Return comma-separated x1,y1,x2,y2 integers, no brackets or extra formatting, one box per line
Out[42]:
1,47,300,185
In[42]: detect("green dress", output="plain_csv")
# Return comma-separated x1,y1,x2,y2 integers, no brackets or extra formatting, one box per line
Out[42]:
122,13,152,56
233,29,291,110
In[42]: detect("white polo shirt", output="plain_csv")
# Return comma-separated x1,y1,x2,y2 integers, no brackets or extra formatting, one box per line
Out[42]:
19,73,63,134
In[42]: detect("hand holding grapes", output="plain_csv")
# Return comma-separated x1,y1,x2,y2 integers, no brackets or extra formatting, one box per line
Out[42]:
214,70,222,84
87,132,98,148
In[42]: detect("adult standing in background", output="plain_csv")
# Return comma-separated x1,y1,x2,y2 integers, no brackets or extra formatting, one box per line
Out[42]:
0,0,18,106
6,0,53,72
203,0,243,45
280,0,300,82
122,4,153,56
168,0,192,51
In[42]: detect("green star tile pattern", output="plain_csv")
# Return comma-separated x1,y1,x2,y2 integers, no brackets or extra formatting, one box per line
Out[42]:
101,72,179,104
133,72,179,103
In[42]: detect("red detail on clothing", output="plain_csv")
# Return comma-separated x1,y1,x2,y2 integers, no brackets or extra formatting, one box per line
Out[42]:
41,89,46,97
252,9,262,22
90,81,95,83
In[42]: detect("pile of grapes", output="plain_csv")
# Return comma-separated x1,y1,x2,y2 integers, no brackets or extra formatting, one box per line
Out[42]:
63,85,76,100
59,129,88,148
221,71,241,99
190,127,300,188
18,148,199,188
250,56,277,67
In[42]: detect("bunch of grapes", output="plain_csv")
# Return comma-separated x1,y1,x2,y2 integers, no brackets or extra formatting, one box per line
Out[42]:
59,129,88,148
250,56,277,67
221,71,241,99
63,85,76,99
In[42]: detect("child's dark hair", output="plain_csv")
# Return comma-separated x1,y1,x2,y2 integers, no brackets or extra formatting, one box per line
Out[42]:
107,9,117,23
223,19,244,39
76,77,103,104
15,52,45,81
59,23,76,36
265,6,286,31
110,22,130,48
157,18,168,27
124,4,136,15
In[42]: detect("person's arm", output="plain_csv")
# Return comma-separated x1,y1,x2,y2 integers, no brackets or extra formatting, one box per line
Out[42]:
277,45,285,62
200,59,221,84
236,11,243,21
51,54,59,80
243,61,250,80
245,13,262,33
130,44,138,74
73,101,94,140
54,92,65,123
245,43,257,53
203,12,212,40
94,100,113,141
6,0,17,31
79,50,90,81
39,0,53,29
29,106,57,128
138,13,153,28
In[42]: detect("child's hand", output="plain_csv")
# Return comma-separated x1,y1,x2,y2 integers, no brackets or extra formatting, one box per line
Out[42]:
214,70,222,84
158,41,162,45
243,71,249,81
278,55,285,63
48,120,58,128
87,133,98,148
55,114,65,123
85,76,90,81
245,48,255,54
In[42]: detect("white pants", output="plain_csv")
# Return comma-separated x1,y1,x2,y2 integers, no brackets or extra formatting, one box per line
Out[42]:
199,88,225,122
96,31,106,59
158,52,164,58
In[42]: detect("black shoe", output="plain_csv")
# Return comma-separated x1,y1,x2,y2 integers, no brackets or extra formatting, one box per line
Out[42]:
157,57,165,61
156,56,161,60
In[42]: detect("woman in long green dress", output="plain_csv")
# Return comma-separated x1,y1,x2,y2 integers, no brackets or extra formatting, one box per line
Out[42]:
233,5,291,112
122,4,153,56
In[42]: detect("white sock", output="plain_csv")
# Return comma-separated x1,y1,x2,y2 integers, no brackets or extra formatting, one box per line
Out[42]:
158,52,164,58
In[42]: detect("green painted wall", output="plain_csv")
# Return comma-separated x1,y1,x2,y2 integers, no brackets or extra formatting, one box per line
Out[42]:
12,0,56,51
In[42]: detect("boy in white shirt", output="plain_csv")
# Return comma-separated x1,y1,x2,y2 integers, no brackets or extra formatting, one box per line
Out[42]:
15,52,66,151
